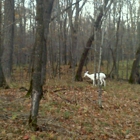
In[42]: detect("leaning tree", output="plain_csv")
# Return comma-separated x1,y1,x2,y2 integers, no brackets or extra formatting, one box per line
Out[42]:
75,0,114,81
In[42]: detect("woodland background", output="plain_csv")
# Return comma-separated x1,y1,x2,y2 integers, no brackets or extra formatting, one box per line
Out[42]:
1,0,140,83
0,0,140,139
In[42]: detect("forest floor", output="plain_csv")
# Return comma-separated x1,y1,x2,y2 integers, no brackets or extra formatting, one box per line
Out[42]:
0,66,140,140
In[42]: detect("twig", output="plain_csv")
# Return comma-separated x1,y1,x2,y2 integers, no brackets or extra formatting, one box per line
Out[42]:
85,96,97,103
40,122,79,137
51,0,82,21
53,88,67,92
55,93,73,104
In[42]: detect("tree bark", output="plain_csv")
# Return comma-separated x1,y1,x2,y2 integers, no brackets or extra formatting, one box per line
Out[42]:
41,0,54,84
67,0,79,69
109,2,122,78
129,47,140,83
29,0,44,130
129,22,140,84
0,1,7,88
67,0,86,72
27,0,54,96
63,16,67,65
2,0,14,85
75,34,94,81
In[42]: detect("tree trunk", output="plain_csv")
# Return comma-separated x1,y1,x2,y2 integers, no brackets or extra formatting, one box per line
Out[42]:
129,22,140,84
63,14,67,65
67,0,86,75
75,0,113,81
109,2,122,79
2,0,14,85
29,0,44,130
75,34,94,81
27,0,54,96
42,0,54,84
0,1,7,88
129,47,140,83
67,0,78,72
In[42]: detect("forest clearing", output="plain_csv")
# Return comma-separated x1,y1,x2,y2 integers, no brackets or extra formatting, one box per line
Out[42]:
0,65,140,140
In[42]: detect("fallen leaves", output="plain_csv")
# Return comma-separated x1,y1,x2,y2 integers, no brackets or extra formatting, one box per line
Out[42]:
23,135,29,140
0,80,140,139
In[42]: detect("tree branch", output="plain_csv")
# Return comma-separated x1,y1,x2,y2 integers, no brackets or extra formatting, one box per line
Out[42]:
51,0,83,21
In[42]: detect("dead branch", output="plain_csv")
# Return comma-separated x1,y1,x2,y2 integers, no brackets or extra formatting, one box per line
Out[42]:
54,93,73,104
53,88,67,92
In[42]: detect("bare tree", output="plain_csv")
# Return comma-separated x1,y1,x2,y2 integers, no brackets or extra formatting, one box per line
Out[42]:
27,0,54,96
2,0,15,85
29,0,44,130
75,0,113,81
109,1,122,79
67,0,87,79
129,22,140,84
97,1,106,108
62,10,68,65
0,0,7,88
42,0,54,84
29,0,54,130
